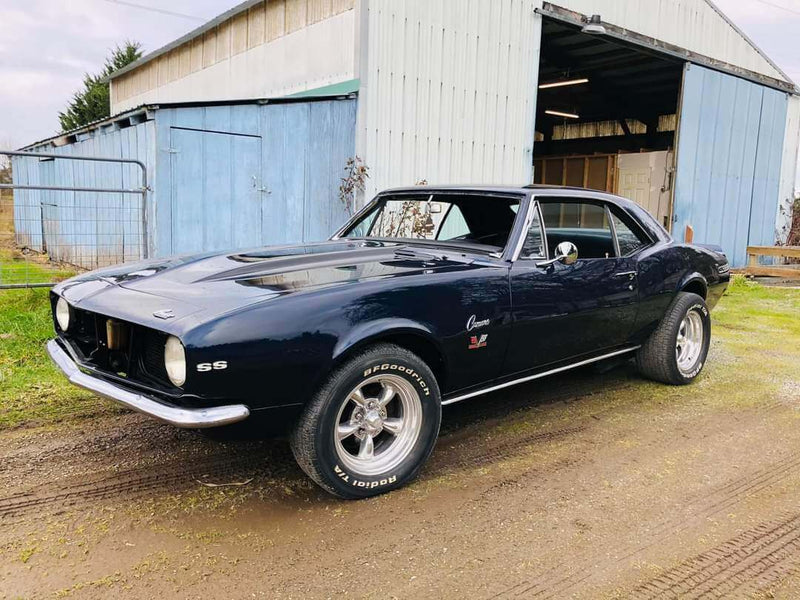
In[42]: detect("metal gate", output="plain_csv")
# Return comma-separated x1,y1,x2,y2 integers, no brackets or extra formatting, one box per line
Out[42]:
0,150,148,290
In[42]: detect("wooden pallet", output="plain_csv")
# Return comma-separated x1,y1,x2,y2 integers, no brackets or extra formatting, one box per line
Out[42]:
744,246,800,279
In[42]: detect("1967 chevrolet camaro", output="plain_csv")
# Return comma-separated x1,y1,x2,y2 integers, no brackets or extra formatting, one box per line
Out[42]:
47,185,729,498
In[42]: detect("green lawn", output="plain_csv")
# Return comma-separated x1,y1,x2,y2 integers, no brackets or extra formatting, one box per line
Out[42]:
0,246,77,288
0,253,114,429
0,273,797,430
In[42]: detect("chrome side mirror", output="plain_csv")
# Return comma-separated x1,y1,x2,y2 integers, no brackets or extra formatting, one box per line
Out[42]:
536,241,578,268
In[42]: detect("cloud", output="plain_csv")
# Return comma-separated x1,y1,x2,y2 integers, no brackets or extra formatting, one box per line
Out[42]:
0,0,235,146
2,0,799,149
713,0,800,82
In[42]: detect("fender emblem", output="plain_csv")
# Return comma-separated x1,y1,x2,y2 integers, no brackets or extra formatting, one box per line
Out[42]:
468,334,488,350
466,314,490,331
153,309,175,320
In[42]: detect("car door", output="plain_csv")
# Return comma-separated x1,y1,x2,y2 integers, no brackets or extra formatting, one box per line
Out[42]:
502,196,640,377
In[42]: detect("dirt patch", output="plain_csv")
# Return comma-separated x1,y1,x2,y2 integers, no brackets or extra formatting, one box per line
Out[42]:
1,286,799,599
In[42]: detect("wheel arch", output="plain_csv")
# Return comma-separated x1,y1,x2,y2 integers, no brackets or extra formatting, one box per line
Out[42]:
332,319,448,393
678,273,707,299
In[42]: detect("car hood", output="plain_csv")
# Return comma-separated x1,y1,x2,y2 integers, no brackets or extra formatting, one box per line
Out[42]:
54,240,491,328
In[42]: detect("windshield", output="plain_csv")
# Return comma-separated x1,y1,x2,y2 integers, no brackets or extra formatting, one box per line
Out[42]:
340,193,522,252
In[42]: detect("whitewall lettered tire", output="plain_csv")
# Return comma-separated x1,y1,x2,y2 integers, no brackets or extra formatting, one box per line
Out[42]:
636,291,711,385
290,343,441,498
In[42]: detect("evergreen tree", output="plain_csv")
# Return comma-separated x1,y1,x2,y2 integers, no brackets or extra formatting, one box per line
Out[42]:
58,41,143,131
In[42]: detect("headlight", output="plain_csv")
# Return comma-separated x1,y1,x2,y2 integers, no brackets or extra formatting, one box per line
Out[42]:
164,336,186,387
55,297,70,331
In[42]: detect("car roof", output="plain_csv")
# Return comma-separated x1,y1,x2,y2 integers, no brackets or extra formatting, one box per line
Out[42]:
380,184,532,195
379,184,633,205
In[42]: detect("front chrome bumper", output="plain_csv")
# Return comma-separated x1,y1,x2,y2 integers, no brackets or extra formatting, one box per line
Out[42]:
46,339,250,429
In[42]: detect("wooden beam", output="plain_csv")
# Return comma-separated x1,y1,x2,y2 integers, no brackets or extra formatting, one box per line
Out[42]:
744,246,800,279
744,266,800,279
747,245,800,259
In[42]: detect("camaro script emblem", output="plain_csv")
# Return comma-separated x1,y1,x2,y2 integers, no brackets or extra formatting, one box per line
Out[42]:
466,314,490,331
153,309,175,320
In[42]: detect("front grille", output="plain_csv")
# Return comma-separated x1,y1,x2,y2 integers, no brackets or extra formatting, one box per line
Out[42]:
65,306,100,358
54,300,173,389
140,329,169,383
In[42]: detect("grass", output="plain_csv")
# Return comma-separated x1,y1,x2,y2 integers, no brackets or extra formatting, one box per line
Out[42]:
0,286,115,429
0,249,110,429
0,272,797,431
0,246,77,288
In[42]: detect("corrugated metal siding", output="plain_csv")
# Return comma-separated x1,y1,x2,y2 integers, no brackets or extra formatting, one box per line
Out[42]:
113,0,356,113
154,99,357,255
11,120,155,269
359,0,541,199
673,64,789,267
777,95,800,244
13,98,356,265
558,0,790,84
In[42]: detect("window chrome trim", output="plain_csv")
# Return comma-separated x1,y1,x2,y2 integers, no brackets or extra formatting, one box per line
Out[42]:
607,204,621,258
514,200,548,261
442,346,640,406
509,197,542,262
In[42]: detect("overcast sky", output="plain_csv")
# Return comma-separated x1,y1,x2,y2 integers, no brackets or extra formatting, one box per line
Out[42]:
0,0,798,149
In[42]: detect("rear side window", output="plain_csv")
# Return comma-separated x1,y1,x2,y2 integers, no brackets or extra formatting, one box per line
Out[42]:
610,210,650,256
539,200,615,259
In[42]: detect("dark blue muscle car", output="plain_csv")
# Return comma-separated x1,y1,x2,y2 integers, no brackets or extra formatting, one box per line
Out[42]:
47,185,729,497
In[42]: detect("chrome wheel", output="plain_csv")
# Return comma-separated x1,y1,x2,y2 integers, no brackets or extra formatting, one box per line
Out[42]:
676,309,704,374
334,374,422,477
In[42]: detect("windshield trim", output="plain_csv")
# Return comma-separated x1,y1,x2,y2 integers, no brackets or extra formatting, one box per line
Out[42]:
340,236,506,256
332,191,529,260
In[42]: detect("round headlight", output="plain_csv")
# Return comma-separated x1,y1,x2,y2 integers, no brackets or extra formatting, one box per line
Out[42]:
56,297,70,331
164,336,186,387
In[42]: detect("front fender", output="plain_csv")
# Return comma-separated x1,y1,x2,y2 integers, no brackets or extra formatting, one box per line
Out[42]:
332,318,444,362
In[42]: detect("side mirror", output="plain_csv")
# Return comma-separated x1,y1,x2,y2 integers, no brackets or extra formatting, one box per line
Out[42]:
536,241,578,268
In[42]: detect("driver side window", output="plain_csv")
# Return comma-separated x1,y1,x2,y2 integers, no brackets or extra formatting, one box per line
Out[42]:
539,199,616,260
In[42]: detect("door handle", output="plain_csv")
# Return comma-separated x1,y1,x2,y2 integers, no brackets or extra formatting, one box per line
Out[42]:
613,271,637,279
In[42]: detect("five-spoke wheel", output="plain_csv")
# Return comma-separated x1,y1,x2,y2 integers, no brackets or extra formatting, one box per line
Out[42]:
334,375,422,476
675,309,704,376
291,344,441,498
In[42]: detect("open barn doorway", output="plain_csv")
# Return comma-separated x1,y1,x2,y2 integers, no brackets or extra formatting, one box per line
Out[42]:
533,14,684,231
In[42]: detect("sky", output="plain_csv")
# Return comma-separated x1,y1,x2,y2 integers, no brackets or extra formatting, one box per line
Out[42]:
0,0,799,150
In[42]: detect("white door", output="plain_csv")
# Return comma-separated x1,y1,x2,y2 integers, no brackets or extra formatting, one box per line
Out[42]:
618,168,651,210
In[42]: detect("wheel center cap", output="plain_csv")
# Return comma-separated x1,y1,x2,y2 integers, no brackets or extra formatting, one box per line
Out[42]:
363,409,383,435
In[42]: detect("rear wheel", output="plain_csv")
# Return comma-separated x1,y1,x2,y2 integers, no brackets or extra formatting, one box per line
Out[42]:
636,292,711,385
290,344,441,498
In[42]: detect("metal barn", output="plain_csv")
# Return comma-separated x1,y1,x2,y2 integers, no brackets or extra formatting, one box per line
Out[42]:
12,0,800,268
13,97,356,267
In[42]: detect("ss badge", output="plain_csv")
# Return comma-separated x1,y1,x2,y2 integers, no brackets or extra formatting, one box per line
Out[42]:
197,361,228,372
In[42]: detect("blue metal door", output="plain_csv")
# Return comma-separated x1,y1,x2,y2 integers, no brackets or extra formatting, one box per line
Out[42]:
673,64,788,267
170,128,262,254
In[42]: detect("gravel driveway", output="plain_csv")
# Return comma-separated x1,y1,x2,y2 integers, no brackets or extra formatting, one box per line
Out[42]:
1,283,799,599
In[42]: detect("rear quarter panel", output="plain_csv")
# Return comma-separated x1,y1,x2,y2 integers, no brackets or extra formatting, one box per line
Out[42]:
633,242,729,343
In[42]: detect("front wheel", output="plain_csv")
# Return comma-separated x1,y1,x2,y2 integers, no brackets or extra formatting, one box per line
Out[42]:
636,292,711,385
290,344,441,498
